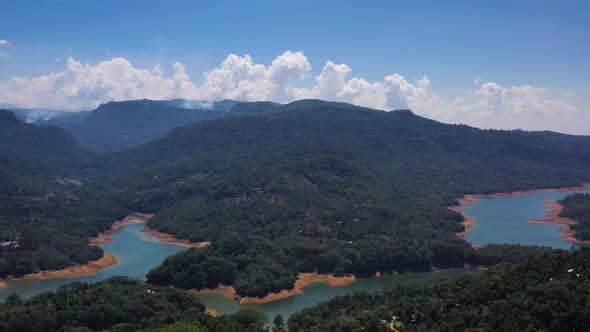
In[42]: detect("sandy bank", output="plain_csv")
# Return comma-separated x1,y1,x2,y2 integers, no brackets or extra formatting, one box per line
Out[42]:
454,184,590,206
455,216,476,237
528,200,590,245
449,184,590,245
1,254,118,283
2,213,206,286
141,227,210,248
190,272,356,304
205,309,220,317
188,285,238,299
89,213,154,245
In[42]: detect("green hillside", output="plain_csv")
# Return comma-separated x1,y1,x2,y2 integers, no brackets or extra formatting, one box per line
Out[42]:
76,100,590,297
288,247,590,331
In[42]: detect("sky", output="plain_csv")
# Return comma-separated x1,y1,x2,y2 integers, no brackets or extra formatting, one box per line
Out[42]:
0,0,589,133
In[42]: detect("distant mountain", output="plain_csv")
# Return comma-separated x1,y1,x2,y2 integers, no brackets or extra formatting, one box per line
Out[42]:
226,101,282,118
8,108,74,123
54,99,279,151
0,109,87,165
152,98,243,111
106,99,590,173
55,100,223,151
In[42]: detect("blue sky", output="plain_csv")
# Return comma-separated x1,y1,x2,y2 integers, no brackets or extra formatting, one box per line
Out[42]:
0,0,589,133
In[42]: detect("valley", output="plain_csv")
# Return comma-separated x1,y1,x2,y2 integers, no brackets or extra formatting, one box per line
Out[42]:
1,99,590,331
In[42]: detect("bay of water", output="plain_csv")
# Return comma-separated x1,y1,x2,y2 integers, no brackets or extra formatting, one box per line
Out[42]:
0,223,467,320
197,269,466,321
6,188,579,319
0,223,184,301
462,190,590,249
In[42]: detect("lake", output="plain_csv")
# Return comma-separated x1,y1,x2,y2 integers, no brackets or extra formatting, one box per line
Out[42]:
0,223,184,302
461,189,590,249
4,188,582,318
0,223,467,320
197,269,466,321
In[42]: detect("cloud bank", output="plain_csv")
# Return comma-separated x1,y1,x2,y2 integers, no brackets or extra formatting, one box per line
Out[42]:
0,51,585,133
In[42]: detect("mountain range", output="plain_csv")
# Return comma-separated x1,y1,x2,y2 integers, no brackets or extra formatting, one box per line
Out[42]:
7,99,280,152
1,99,590,328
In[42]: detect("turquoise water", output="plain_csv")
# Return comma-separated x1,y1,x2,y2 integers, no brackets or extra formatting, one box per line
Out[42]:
196,269,466,321
0,223,185,301
5,188,578,318
0,224,468,321
462,190,590,249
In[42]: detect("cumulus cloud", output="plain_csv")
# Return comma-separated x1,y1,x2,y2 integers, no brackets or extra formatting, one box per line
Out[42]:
0,57,203,109
0,40,9,46
200,51,311,101
0,50,585,133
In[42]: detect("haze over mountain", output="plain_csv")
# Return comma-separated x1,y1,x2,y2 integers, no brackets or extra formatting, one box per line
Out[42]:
0,109,87,165
14,98,278,152
2,98,590,331
2,2,590,331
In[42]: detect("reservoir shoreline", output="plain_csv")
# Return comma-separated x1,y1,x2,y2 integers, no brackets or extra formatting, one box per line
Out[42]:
529,200,590,244
450,184,590,246
189,272,356,304
0,213,206,285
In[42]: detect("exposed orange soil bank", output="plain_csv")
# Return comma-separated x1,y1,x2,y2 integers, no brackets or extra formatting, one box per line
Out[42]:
190,272,356,304
90,213,208,248
1,254,117,283
141,227,210,248
529,200,590,245
89,213,154,245
188,285,238,299
205,309,220,317
455,216,476,237
2,213,206,285
450,184,590,246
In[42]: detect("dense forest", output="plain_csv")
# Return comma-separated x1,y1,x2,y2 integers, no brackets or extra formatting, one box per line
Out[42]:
0,110,126,278
2,100,590,295
0,276,272,332
560,193,590,241
288,247,590,331
114,100,590,296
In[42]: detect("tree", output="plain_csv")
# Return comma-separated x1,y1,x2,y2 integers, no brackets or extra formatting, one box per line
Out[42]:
273,314,284,332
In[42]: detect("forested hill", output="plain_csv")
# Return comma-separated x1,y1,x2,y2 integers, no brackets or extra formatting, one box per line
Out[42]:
71,99,590,298
560,193,590,241
0,109,88,166
0,276,271,332
101,99,590,181
288,247,590,331
56,100,228,151
0,110,125,278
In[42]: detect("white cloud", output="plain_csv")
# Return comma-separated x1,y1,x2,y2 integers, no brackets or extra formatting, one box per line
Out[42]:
0,57,199,110
0,51,586,133
200,50,311,101
0,40,9,46
0,52,7,57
